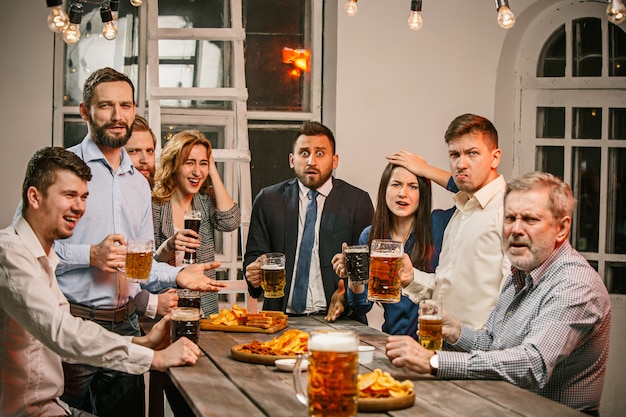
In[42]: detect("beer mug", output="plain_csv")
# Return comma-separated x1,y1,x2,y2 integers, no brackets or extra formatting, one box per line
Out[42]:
183,210,202,264
344,244,369,285
293,329,359,417
367,239,403,303
260,253,286,298
170,307,201,344
124,238,153,283
177,289,201,310
418,299,443,351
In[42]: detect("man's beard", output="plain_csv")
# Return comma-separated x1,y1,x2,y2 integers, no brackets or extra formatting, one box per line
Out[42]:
89,118,132,149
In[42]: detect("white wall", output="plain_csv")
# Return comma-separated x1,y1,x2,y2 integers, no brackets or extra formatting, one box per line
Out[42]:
0,0,55,225
0,1,623,415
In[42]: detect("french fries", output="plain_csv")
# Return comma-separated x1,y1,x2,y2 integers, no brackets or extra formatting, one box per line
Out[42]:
239,329,309,356
358,369,414,399
208,306,288,329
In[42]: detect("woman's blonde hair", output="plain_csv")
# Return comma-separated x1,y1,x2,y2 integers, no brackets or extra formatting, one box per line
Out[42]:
152,130,212,202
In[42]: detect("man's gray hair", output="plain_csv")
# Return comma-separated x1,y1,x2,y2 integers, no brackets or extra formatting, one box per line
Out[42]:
505,171,576,219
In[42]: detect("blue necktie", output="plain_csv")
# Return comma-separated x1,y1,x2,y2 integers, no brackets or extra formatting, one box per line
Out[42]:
292,189,318,314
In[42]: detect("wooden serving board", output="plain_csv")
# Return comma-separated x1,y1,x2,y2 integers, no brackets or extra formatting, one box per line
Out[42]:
200,319,288,334
358,392,415,412
230,344,298,365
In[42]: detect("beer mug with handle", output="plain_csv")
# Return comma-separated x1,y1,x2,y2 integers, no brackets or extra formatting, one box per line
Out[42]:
293,329,359,417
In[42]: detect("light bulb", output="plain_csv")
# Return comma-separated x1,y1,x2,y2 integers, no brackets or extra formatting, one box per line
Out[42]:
110,0,120,20
607,0,626,24
130,0,143,7
63,1,83,44
408,11,423,30
100,6,118,40
63,23,81,44
344,0,358,17
497,5,516,29
47,4,69,33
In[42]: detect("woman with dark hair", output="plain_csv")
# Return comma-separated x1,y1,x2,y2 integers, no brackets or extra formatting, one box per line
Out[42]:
152,130,240,317
333,163,437,338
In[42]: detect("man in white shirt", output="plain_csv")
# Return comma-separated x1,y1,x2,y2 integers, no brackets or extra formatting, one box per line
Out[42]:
390,113,510,329
0,147,200,417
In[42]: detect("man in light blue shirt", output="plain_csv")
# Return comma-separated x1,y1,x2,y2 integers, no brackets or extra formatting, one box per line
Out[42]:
56,67,226,417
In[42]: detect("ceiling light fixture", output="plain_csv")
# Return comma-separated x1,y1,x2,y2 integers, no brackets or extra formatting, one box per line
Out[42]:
495,0,516,29
407,0,424,31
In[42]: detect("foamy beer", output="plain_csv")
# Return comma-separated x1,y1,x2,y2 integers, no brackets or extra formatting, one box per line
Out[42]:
183,210,201,264
170,307,201,344
418,299,443,350
344,244,369,285
125,239,153,283
367,239,403,303
293,330,359,417
177,289,201,310
260,253,286,298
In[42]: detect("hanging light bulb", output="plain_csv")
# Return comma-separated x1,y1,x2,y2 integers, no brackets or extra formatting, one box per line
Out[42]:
495,0,515,29
100,5,118,40
344,0,358,17
130,0,143,7
63,1,83,44
46,0,69,33
109,0,120,20
607,0,626,24
408,0,423,31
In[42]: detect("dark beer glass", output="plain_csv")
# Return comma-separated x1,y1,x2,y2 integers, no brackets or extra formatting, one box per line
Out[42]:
170,307,201,344
183,210,201,264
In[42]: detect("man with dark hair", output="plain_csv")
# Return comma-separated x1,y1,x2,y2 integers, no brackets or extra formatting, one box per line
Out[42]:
1,147,200,417
399,114,510,329
53,67,226,416
243,121,374,321
124,115,157,187
386,172,611,416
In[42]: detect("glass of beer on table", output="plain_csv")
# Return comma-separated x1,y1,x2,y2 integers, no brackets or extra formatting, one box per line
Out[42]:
293,329,359,417
418,299,443,351
367,239,403,303
183,209,202,265
124,238,153,283
260,252,286,298
170,307,201,344
344,244,369,285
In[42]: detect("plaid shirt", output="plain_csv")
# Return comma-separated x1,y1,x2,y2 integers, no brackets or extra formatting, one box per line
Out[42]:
438,241,611,413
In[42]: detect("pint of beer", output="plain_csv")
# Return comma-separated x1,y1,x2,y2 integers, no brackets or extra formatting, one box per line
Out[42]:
124,239,153,283
367,239,403,303
177,289,201,310
344,245,369,285
183,210,202,264
260,253,286,298
418,299,443,351
293,330,359,417
170,307,201,344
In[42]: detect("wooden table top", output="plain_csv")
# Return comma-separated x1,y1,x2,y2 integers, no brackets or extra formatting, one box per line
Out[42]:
164,316,586,417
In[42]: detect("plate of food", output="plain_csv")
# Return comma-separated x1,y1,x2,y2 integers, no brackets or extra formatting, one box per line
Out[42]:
201,306,289,334
230,329,308,365
357,369,415,412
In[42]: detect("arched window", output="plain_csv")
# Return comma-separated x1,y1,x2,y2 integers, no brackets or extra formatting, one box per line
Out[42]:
517,2,626,294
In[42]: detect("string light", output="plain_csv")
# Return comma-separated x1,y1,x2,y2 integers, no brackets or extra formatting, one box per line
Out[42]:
46,0,69,33
407,0,423,31
100,4,118,40
63,1,83,44
344,0,358,17
606,0,626,24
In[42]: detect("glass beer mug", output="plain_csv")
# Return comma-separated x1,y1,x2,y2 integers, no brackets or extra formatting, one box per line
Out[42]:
293,329,359,417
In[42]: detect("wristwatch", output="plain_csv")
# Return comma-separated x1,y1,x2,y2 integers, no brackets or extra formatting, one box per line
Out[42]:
429,353,438,377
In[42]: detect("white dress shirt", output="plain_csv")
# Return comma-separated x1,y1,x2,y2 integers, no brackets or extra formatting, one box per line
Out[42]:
0,217,153,416
403,175,510,329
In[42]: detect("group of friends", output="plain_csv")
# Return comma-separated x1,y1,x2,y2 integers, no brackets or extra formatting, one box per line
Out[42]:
0,66,611,417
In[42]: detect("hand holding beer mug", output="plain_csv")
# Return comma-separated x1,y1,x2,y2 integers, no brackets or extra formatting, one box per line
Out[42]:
170,307,201,344
260,253,286,298
344,244,369,286
123,238,153,283
368,239,403,303
183,209,201,264
293,329,359,417
418,299,443,350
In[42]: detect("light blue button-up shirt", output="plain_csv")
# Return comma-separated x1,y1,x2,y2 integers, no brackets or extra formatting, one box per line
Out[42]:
54,136,180,308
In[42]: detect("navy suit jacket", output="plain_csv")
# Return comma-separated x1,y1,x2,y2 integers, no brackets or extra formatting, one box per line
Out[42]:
243,177,374,320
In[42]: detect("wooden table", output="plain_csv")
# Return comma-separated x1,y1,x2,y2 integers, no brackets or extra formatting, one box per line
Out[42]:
157,316,586,417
